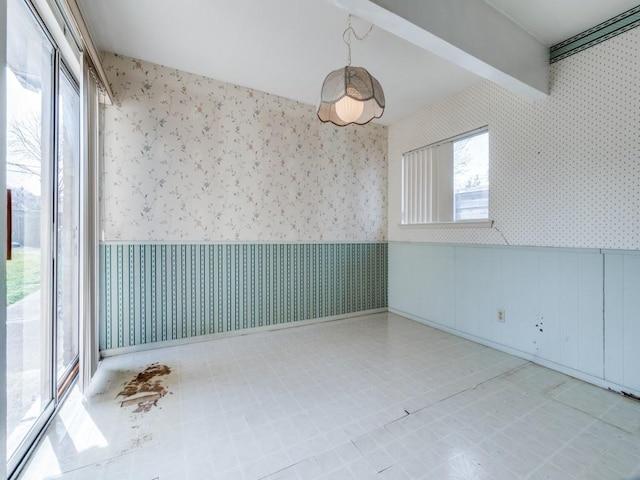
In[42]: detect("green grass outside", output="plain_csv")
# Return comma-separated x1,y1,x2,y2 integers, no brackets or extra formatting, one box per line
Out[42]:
6,247,41,305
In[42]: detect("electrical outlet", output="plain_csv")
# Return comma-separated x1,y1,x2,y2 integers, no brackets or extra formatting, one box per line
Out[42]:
497,309,506,322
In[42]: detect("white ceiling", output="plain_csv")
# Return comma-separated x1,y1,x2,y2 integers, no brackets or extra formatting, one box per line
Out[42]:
484,0,639,45
77,0,639,125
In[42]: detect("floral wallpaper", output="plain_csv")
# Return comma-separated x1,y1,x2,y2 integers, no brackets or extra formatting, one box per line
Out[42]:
100,53,388,242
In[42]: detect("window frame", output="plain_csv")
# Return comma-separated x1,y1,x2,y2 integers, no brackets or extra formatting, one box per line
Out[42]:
400,127,492,228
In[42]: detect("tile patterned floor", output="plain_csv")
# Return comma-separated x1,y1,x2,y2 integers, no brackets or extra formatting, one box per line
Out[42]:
19,313,640,479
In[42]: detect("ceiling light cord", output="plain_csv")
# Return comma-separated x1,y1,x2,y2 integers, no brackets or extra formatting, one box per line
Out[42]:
343,14,374,66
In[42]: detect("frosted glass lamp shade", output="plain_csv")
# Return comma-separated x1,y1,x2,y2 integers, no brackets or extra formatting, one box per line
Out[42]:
317,66,384,126
335,94,365,124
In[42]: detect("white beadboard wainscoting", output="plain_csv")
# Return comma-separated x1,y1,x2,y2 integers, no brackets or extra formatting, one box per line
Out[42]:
389,242,640,396
604,250,640,393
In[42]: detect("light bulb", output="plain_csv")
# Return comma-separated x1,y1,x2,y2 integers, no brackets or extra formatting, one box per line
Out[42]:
335,91,364,124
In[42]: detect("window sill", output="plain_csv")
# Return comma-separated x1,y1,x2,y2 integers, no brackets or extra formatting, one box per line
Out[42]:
399,220,494,229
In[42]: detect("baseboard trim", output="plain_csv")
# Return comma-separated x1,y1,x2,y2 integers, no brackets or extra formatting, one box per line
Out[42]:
388,307,640,399
100,308,388,357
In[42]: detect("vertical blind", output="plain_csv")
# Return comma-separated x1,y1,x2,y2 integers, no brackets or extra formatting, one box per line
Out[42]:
401,143,453,224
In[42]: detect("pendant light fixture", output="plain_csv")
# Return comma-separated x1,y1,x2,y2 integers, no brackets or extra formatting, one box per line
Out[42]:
317,15,385,126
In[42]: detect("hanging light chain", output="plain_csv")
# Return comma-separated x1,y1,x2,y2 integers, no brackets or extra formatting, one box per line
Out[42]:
342,14,374,66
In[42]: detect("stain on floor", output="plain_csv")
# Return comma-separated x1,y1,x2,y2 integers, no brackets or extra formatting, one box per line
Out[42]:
117,363,171,413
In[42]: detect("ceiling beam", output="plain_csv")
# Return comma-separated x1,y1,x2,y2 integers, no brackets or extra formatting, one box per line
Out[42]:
326,0,549,99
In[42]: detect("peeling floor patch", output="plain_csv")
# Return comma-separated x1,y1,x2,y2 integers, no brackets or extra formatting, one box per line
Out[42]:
115,363,173,452
117,363,171,412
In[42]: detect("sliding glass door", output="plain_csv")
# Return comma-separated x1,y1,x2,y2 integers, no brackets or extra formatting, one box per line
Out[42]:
5,0,80,474
6,0,55,469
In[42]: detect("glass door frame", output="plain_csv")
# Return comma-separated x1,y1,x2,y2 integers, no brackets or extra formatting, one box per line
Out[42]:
6,0,56,472
5,0,82,476
1,0,8,472
54,60,80,399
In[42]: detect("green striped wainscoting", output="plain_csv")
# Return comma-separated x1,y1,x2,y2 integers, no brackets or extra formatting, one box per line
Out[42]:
99,243,388,351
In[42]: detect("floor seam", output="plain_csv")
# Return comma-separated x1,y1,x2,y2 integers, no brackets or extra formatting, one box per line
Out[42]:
49,448,142,477
546,396,636,435
392,361,534,421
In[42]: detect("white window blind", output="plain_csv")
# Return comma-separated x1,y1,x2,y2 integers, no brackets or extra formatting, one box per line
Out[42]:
402,128,488,225
402,142,453,224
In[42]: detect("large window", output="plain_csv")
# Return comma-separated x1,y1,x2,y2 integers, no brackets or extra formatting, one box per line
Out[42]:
401,128,489,225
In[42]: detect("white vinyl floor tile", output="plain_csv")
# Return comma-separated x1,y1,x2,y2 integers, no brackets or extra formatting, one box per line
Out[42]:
18,313,640,479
